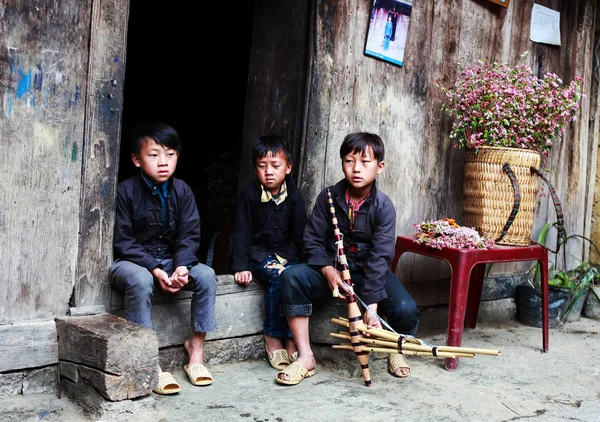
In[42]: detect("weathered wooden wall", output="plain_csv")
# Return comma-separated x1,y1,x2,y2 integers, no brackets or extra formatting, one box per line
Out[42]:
296,0,598,293
73,0,129,310
0,0,93,323
238,0,311,186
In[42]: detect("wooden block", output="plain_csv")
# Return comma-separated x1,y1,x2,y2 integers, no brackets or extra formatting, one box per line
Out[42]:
0,320,58,372
55,313,158,401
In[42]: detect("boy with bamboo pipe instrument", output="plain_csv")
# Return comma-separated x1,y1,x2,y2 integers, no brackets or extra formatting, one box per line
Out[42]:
277,132,420,385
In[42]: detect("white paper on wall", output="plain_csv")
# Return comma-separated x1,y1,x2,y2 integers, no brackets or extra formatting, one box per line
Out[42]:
530,4,561,46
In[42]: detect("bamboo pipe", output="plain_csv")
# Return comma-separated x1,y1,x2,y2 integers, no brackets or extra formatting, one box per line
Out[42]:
330,333,476,358
327,188,372,386
332,344,475,358
331,317,501,357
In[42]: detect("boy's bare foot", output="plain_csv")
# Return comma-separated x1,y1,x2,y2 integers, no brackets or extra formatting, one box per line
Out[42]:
184,337,205,366
283,338,297,359
277,354,316,382
264,334,284,354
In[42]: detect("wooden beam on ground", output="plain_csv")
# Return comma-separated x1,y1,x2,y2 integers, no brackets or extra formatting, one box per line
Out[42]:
56,313,158,401
0,320,58,372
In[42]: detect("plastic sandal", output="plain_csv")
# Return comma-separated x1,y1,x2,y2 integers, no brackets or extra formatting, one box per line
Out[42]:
266,345,291,370
276,361,316,386
388,353,411,378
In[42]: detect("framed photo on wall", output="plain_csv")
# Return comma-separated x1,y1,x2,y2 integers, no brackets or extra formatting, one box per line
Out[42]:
487,0,510,8
364,0,413,67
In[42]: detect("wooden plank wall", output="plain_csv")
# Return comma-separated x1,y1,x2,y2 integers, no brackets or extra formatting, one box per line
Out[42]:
73,0,128,310
238,0,311,188
298,0,598,292
0,0,93,323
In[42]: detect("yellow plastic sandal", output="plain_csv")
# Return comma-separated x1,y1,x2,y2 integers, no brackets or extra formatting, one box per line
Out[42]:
388,353,411,378
153,371,181,395
276,361,316,386
266,345,291,370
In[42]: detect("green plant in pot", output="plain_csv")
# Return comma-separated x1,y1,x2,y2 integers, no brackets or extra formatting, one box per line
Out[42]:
518,222,600,327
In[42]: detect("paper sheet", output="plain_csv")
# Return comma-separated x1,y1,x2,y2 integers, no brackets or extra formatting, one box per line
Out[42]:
530,4,561,46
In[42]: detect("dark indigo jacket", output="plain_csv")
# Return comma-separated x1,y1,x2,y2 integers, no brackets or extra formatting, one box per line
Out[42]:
303,179,396,304
113,172,200,272
231,175,307,272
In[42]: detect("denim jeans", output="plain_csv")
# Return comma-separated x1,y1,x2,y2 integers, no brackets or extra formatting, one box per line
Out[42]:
251,256,294,338
280,263,420,336
109,259,217,333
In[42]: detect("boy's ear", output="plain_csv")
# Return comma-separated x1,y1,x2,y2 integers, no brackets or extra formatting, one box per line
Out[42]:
131,153,141,168
377,160,385,174
286,161,292,175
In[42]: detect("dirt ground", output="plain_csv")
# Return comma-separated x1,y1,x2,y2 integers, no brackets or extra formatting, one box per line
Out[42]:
3,317,600,422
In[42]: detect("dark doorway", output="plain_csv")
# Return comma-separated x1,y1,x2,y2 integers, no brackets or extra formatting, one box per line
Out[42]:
119,2,254,270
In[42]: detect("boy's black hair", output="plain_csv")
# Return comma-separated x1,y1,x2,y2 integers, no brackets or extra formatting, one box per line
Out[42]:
130,121,181,154
340,132,385,162
252,135,292,163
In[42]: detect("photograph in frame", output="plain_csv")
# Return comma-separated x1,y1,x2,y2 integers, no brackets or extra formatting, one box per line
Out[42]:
364,0,413,67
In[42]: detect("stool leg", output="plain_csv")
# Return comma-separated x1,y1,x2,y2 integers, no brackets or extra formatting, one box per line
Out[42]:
540,256,549,352
465,263,486,328
445,258,471,371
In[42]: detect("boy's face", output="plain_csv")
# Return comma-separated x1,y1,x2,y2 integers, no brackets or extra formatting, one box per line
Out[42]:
131,137,179,184
254,150,291,194
342,146,384,191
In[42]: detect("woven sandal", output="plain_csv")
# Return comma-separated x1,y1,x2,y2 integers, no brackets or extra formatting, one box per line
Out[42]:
266,345,291,370
388,353,411,378
289,351,298,363
153,371,181,395
183,364,213,386
276,361,316,386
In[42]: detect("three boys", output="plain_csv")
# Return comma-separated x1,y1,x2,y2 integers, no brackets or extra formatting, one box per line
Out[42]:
110,125,419,391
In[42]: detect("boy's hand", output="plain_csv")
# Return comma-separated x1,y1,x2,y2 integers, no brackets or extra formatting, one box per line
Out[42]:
152,267,182,293
321,266,349,300
169,266,190,290
234,271,253,286
363,303,381,336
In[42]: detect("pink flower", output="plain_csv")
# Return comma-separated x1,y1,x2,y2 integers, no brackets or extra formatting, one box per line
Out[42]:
434,60,584,155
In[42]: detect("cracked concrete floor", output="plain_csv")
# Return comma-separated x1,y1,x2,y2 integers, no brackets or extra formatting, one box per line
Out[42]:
3,317,600,422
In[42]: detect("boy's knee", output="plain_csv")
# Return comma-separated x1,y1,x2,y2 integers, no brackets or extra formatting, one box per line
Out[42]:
189,264,217,292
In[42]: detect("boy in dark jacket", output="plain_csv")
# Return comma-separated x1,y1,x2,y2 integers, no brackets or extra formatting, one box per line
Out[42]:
232,135,307,371
277,132,420,385
109,122,217,394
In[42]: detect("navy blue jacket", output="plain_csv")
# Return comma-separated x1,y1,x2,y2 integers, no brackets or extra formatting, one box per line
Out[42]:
232,175,307,272
303,179,396,304
113,172,200,272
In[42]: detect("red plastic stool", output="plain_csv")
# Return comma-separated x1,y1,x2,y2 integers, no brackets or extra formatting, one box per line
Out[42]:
391,235,549,371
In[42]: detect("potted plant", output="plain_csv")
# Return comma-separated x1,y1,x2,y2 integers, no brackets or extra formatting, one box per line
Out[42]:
518,222,600,327
434,56,584,246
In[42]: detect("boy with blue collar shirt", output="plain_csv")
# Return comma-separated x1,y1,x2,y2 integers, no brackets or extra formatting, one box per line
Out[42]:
109,121,217,395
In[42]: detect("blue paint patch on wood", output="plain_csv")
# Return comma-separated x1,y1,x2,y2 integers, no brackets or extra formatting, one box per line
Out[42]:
71,142,78,162
16,69,32,99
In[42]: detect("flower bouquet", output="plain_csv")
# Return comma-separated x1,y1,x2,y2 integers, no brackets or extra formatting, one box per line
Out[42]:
434,57,583,156
413,218,495,250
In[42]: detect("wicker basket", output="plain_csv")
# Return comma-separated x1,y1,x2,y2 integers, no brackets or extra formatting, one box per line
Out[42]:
463,146,541,246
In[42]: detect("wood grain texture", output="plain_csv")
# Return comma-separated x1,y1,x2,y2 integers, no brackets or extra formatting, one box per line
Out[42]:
0,321,58,372
238,0,311,190
298,0,598,294
73,0,129,311
0,0,92,323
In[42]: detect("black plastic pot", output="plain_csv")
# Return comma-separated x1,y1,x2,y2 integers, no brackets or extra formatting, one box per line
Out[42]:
516,284,570,328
